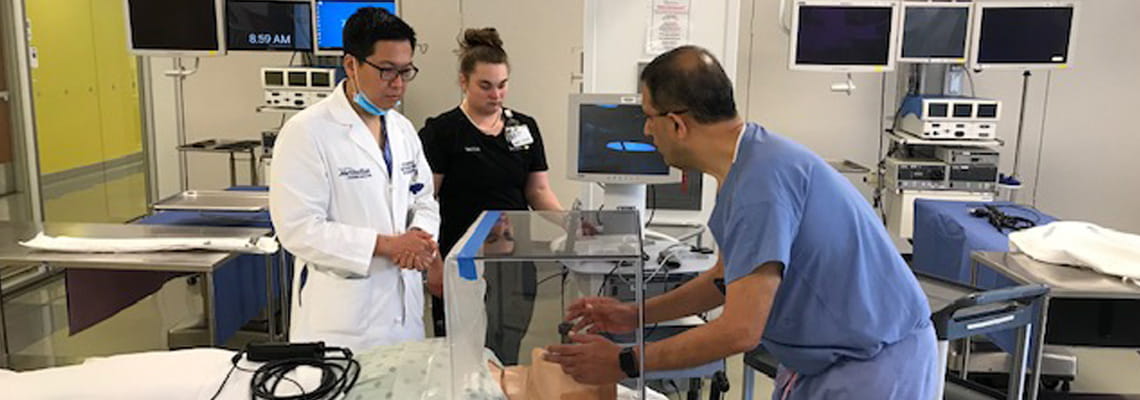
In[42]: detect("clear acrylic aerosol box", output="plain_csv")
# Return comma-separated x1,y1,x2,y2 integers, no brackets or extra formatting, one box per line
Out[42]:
444,210,648,399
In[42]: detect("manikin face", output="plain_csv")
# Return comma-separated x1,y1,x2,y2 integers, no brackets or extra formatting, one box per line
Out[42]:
483,214,516,256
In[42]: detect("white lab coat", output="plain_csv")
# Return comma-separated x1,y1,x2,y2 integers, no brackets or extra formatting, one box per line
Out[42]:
269,81,440,351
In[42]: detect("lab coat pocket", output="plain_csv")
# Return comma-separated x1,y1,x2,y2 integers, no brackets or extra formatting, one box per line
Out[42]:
303,267,371,335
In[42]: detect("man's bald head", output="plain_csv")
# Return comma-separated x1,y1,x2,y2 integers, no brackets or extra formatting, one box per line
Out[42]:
639,46,737,124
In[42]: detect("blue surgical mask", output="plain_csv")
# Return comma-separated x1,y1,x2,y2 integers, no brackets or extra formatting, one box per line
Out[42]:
351,72,390,116
353,91,388,116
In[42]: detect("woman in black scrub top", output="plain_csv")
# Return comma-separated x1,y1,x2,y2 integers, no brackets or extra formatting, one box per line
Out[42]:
418,28,563,364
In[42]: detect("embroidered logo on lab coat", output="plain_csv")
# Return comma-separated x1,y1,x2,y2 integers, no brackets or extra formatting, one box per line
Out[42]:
338,167,372,180
399,161,417,176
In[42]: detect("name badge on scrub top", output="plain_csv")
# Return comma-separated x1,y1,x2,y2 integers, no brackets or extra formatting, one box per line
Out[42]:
505,124,534,150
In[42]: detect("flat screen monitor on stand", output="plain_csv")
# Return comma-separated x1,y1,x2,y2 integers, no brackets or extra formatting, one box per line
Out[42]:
566,94,682,227
969,2,1078,71
789,0,899,72
313,0,399,55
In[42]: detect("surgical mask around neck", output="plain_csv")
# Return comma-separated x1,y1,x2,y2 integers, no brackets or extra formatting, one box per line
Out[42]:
354,92,388,116
352,73,392,116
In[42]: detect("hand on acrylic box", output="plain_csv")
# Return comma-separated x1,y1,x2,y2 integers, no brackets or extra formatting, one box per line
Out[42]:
563,297,638,335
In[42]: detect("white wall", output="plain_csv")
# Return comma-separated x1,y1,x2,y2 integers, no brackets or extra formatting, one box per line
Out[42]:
1029,0,1140,232
457,0,586,207
144,58,180,200
735,0,1140,233
742,0,893,178
398,0,462,132
584,0,740,94
145,53,292,197
582,0,741,226
401,0,587,207
185,53,292,190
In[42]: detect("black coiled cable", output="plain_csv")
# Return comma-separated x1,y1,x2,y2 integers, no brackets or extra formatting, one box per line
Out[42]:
970,205,1038,233
211,347,361,400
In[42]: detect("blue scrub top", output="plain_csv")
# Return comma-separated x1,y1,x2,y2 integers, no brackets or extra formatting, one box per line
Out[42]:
709,124,931,376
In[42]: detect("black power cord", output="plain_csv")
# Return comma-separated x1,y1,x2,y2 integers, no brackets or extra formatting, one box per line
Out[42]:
597,262,622,297
210,345,361,400
251,349,360,400
969,205,1038,233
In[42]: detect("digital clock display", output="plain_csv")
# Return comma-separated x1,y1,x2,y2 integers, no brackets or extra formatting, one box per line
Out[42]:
227,0,312,51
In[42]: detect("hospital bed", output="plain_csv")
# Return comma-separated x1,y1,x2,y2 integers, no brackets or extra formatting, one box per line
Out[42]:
0,338,666,400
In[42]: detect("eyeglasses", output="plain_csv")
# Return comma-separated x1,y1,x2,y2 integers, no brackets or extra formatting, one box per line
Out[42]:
357,57,419,82
648,109,688,119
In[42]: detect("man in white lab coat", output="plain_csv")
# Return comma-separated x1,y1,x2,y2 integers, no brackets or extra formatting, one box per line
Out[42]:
269,8,441,351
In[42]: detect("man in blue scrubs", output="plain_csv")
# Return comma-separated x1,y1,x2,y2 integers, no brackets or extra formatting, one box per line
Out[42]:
545,46,938,398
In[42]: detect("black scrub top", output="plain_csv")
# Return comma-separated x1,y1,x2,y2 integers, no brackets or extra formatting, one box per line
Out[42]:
419,107,549,255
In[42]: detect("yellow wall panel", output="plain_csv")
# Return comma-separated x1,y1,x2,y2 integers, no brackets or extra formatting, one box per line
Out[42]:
27,1,100,90
28,0,105,174
34,90,105,173
92,0,142,161
29,0,143,173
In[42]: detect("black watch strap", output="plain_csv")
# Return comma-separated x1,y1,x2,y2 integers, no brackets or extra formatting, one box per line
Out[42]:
619,347,640,378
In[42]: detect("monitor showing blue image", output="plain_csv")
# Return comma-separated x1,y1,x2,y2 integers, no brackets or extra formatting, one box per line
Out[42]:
567,94,681,185
576,104,670,176
315,0,397,53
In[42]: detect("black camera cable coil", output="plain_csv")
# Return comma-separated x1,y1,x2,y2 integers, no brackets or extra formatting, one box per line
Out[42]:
210,346,361,400
969,204,1038,233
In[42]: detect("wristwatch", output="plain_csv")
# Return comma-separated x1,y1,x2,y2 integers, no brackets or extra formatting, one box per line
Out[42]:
618,347,640,378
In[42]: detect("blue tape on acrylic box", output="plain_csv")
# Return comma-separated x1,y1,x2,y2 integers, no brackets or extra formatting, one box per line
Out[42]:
456,211,501,281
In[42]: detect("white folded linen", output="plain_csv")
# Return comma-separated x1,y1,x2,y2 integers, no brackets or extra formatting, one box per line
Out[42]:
1009,221,1140,286
19,232,279,254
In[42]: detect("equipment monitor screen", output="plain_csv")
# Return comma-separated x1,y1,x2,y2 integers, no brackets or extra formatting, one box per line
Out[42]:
127,0,223,53
227,0,313,51
900,5,970,61
315,0,397,52
976,6,1075,65
793,5,895,69
577,104,670,176
265,70,285,86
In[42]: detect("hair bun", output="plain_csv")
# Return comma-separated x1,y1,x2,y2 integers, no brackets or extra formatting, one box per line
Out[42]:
462,28,503,50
